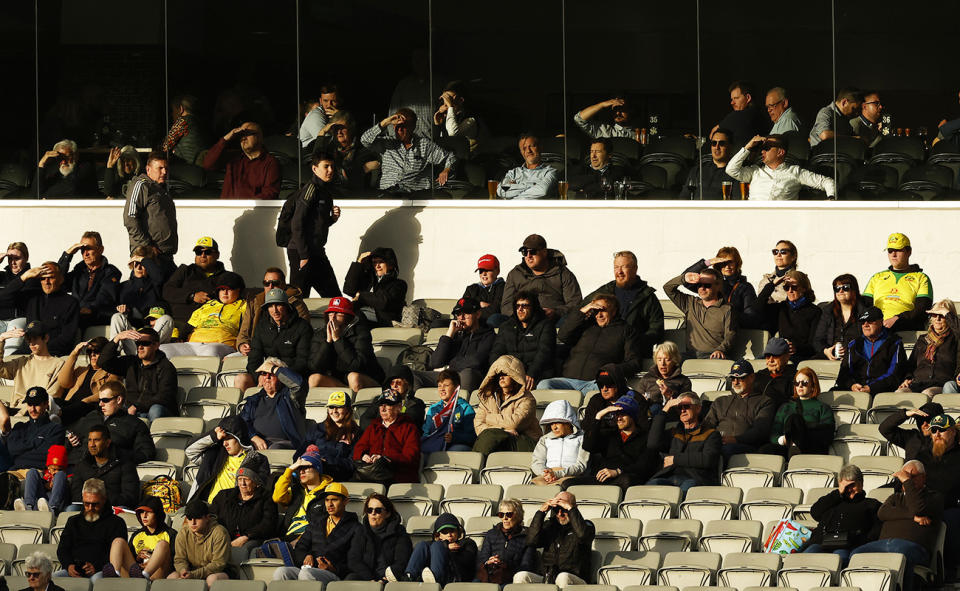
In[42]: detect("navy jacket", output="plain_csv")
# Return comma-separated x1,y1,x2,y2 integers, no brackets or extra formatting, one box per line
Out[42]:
239,368,307,450
3,413,64,470
57,252,122,324
835,329,907,393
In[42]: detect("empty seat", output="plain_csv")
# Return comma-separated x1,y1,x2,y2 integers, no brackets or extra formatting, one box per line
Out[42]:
260,448,296,472
371,327,422,346
327,583,383,591
532,390,583,420
850,455,902,490
618,485,682,521
597,551,661,588
181,386,241,420
217,355,252,386
444,584,499,591
793,487,835,520
406,514,443,546
169,356,221,389
638,519,701,554
591,517,642,554
566,485,622,519
778,552,841,590
11,543,59,574
867,392,930,424
657,551,720,588
782,455,842,493
699,519,762,554
481,452,533,486
150,417,205,449
422,451,484,487
680,486,742,521
465,515,500,546
505,484,559,525
740,487,802,523
718,552,781,590
840,551,905,591
387,483,443,520
438,483,503,518
722,454,783,489
153,580,207,591
94,579,148,591
503,585,558,591
0,511,53,545
819,391,870,425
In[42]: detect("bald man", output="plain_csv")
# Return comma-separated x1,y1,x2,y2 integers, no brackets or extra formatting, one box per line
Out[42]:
202,121,281,199
513,492,595,588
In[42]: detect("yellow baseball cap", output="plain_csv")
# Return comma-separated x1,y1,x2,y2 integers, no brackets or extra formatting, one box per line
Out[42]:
886,233,910,250
324,482,349,499
327,391,350,408
194,236,219,251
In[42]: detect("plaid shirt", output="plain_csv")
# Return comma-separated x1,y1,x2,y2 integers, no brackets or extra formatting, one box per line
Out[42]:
360,124,456,192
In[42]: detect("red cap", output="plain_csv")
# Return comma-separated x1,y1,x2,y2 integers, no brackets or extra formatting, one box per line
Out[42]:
326,296,354,316
46,444,67,468
477,254,499,272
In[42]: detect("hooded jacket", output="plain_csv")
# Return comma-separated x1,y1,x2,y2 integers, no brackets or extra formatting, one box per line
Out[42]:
422,513,478,582
161,260,228,322
239,367,307,450
210,480,279,542
70,446,141,507
474,356,540,441
583,277,665,354
237,286,311,350
98,339,178,414
526,507,595,582
431,324,495,374
57,506,128,571
272,467,334,541
246,312,313,377
489,300,556,383
582,406,655,478
68,407,156,466
128,495,177,568
348,512,414,581
310,314,385,382
287,175,339,257
580,365,636,436
648,412,721,485
343,247,407,327
185,417,271,502
174,517,231,578
463,278,504,324
531,400,588,479
3,413,64,470
862,263,933,331
116,257,168,319
835,329,907,393
683,259,762,329
57,252,122,324
500,249,582,318
293,509,363,573
702,390,776,446
557,313,640,381
352,412,421,483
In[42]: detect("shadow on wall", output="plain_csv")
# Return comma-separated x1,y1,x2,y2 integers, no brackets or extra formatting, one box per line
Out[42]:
356,205,424,300
230,207,286,283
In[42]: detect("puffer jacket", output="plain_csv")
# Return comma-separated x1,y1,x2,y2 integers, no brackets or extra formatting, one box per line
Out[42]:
310,315,385,383
352,413,421,483
68,408,156,466
526,507,595,583
582,411,655,478
500,249,582,318
116,257,168,319
477,522,537,580
904,331,958,391
702,391,776,446
246,313,312,377
531,400,588,479
557,313,640,380
174,517,231,578
431,325,495,374
161,260,228,322
69,447,141,507
752,365,797,408
293,510,362,573
474,356,541,441
347,512,414,580
582,278,665,356
757,283,822,362
648,413,721,485
237,287,311,350
488,299,556,383
343,247,407,327
813,301,867,358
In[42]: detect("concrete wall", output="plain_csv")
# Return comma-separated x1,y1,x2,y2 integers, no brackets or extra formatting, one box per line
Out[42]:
10,199,959,308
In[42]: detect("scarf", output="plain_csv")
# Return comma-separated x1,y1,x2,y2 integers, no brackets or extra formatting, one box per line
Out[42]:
924,325,950,364
787,295,808,311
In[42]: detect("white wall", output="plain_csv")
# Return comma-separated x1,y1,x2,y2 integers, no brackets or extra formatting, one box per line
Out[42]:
10,199,958,308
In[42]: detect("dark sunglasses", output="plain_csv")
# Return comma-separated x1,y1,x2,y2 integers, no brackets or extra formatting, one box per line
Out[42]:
366,507,385,515
785,284,801,292
794,380,810,387
834,284,852,293
887,248,905,254
730,376,749,382
263,280,283,287
515,302,532,309
930,426,950,434
136,341,157,347
677,403,695,411
696,283,716,289
520,248,541,256
79,245,97,252
761,143,783,151
772,248,792,255
83,501,102,508
497,511,515,518
6,255,22,261
257,371,273,377
194,248,216,256
930,314,947,320
98,396,116,403
25,572,42,579
553,507,569,515
710,140,728,147
86,348,101,355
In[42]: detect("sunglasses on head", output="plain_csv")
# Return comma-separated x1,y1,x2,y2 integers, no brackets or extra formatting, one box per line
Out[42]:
497,511,514,518
520,248,540,256
794,380,810,387
834,284,852,293
263,280,282,287
772,248,792,255
365,507,385,515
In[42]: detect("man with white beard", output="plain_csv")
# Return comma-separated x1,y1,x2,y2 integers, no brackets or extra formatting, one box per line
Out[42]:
33,139,97,198
53,477,127,580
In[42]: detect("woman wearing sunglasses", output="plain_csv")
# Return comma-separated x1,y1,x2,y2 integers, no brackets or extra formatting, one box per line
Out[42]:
348,493,412,582
758,270,821,362
475,499,536,583
899,300,958,395
757,240,798,308
761,367,835,457
813,274,866,360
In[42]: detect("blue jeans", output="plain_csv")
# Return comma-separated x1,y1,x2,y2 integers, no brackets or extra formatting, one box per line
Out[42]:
803,543,851,568
536,378,598,395
405,541,460,585
850,538,929,591
137,404,170,422
646,475,698,499
24,469,68,512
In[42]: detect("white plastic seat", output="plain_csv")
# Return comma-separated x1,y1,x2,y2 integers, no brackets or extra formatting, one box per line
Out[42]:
699,519,762,554
566,485,622,519
0,510,53,545
438,484,503,519
371,327,423,346
840,551,905,591
422,327,448,347
94,579,149,591
657,551,720,588
740,487,802,523
638,519,701,554
851,455,902,490
302,298,332,316
591,517,641,554
597,551,661,588
503,584,558,591
618,485,682,521
867,392,930,424
932,392,960,413
700,390,731,403
505,484,560,525
722,454,784,489
679,486,742,521
481,452,533,486
346,482,387,515
153,580,207,591
782,454,842,493
215,355,250,386
137,460,178,480
465,515,500,546
778,552,841,590
792,487,835,521
718,552,781,590
820,390,871,425
387,483,443,520
532,389,583,420
169,355,221,389
150,416,205,449
260,448,296,472
405,514,443,546
422,451,483,486
796,359,841,378
11,543,59,574
681,359,734,377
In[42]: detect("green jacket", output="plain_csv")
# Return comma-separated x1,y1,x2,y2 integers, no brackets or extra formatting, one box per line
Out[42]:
582,278,664,356
770,397,835,444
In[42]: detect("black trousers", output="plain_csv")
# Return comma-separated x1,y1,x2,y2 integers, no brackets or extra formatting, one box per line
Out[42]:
287,248,341,298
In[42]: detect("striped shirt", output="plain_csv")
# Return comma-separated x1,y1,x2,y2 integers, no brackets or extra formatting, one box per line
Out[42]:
360,124,456,192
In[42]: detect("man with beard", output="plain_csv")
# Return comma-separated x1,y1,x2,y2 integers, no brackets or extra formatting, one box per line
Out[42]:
69,424,140,509
202,121,281,199
574,96,638,139
702,360,776,460
54,477,127,580
32,139,97,198
879,402,943,461
917,414,960,576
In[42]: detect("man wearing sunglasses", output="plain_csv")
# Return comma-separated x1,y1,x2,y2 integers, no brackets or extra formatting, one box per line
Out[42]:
67,380,155,466
680,128,738,199
235,268,310,360
273,446,333,544
835,306,907,395
703,361,776,461
54,477,127,580
162,236,229,325
500,234,581,324
727,134,835,200
664,267,734,360
514,491,594,587
850,91,884,148
920,414,960,574
752,338,797,407
236,287,311,395
57,231,122,330
862,233,932,332
100,327,178,422
647,392,720,496
574,96,637,139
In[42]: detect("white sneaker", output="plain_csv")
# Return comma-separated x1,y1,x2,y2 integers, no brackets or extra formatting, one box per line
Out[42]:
421,568,436,583
384,567,399,582
37,498,49,513
13,498,25,511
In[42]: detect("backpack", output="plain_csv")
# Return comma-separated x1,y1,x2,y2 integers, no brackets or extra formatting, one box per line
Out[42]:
275,193,298,247
0,472,22,510
141,476,184,514
396,345,434,371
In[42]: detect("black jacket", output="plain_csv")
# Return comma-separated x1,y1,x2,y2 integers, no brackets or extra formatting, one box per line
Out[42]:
582,278,664,356
757,283,822,362
682,261,762,330
99,340,179,414
583,419,654,478
276,478,329,541
904,332,958,391
247,314,313,377
287,176,339,257
343,248,407,327
834,330,907,393
463,279,505,324
477,523,538,580
813,301,867,359
568,163,628,198
185,426,271,503
67,409,156,466
0,263,29,319
347,513,414,580
32,160,97,198
210,485,279,542
69,448,141,507
526,508,595,582
879,409,930,461
293,509,362,574
57,508,127,570
162,261,228,322
431,326,496,374
558,314,640,380
752,366,797,409
489,310,556,383
310,315,385,383
809,489,882,548
21,288,79,356
57,252,122,325
648,415,721,485
5,413,64,470
914,439,960,508
116,257,168,320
